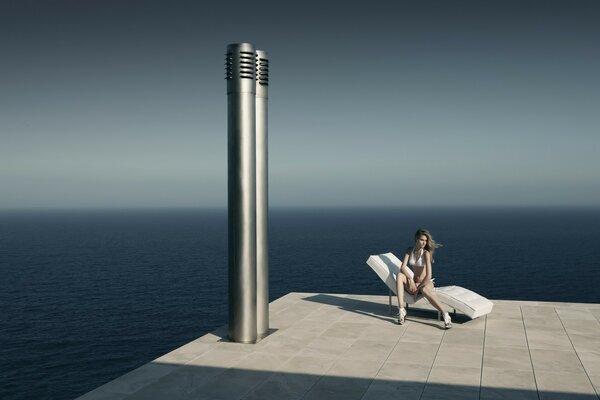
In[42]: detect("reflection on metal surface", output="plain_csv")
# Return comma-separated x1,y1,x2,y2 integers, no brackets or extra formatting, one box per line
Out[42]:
226,43,257,343
225,43,269,343
255,50,269,338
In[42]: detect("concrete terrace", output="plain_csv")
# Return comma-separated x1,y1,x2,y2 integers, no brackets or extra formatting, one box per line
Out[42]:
77,293,600,400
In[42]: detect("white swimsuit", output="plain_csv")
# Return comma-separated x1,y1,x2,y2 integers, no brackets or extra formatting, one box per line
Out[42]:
408,248,425,268
408,248,434,289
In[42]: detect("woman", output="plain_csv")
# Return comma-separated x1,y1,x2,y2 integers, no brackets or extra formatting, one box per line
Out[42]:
396,229,452,329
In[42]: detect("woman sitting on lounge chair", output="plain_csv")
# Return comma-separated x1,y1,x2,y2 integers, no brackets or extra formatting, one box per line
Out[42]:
396,229,452,329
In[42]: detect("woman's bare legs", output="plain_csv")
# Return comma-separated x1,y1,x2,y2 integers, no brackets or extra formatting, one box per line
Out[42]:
420,283,452,328
396,272,407,309
395,273,408,324
419,283,445,312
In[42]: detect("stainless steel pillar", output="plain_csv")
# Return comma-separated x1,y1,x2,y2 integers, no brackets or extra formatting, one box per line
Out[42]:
226,43,257,343
255,50,269,338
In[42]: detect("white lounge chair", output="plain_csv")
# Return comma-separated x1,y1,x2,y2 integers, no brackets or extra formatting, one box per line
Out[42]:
366,252,493,319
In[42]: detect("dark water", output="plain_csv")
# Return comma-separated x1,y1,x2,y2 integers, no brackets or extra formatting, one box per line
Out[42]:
1,207,599,400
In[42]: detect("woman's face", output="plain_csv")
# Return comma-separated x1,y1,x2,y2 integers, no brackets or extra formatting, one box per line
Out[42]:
416,234,428,249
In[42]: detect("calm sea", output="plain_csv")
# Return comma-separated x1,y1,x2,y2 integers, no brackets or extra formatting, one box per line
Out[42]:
1,207,599,399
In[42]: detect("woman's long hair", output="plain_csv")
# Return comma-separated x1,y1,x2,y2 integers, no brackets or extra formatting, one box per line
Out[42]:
414,228,442,262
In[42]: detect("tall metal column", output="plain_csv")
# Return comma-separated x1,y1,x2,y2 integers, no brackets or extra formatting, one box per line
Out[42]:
226,43,257,343
255,50,269,338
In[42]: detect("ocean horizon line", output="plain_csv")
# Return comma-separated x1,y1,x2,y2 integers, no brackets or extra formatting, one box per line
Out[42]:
1,204,599,213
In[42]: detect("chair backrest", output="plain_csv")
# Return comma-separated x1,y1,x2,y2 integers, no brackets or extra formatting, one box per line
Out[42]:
366,252,414,295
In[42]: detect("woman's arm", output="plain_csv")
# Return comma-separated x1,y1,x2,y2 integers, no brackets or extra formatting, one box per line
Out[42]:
400,252,411,278
400,251,418,294
416,251,433,291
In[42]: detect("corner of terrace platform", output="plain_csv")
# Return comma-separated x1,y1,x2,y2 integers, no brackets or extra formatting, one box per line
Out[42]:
76,292,600,400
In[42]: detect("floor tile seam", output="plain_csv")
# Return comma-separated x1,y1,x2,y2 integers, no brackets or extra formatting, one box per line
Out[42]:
183,350,252,375
417,326,446,400
304,314,344,324
120,360,221,400
438,340,485,350
233,366,282,400
295,360,345,400
358,321,409,400
523,326,570,334
103,371,170,400
298,330,340,353
594,311,600,326
205,350,303,400
520,305,542,400
266,339,314,373
297,333,366,400
484,328,527,337
555,306,600,400
478,314,488,400
282,317,335,336
154,349,214,369
273,298,314,314
281,320,336,339
271,296,298,304
192,343,296,386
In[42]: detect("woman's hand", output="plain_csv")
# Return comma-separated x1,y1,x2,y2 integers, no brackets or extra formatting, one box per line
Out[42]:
407,278,418,295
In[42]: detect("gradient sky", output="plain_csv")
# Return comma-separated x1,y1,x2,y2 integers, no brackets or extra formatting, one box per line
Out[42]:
1,0,598,208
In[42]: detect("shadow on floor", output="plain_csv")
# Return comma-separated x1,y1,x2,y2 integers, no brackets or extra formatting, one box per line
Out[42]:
76,358,599,400
301,292,471,329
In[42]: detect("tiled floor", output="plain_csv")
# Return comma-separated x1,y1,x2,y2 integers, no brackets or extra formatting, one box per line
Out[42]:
76,293,600,400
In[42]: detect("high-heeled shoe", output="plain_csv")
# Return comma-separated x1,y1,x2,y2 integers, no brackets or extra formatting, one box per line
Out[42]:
442,312,452,329
397,308,407,325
